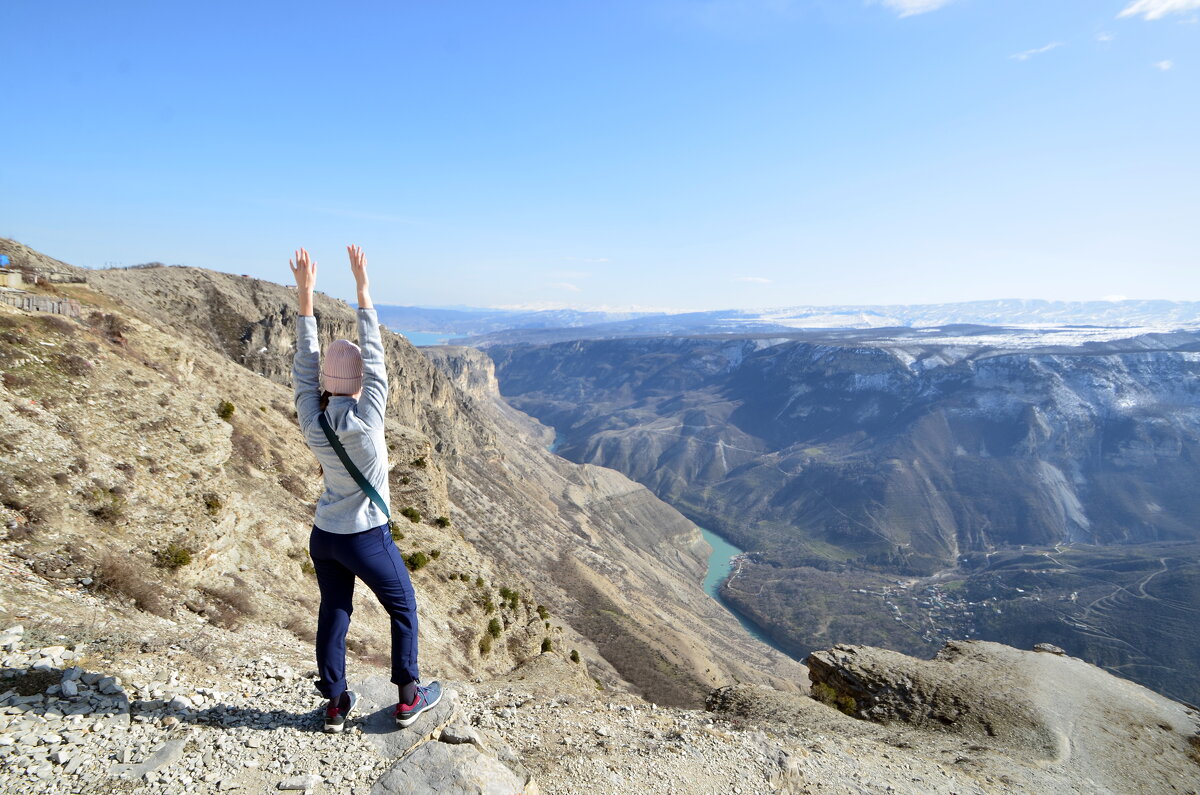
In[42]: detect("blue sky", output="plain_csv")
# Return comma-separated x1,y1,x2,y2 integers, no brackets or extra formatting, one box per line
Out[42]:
1,0,1196,311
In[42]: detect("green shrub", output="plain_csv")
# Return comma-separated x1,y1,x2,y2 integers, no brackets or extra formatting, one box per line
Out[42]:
811,682,857,715
434,516,451,528
400,506,421,524
570,649,580,663
410,456,427,469
203,493,223,516
300,560,316,576
405,551,430,571
487,618,502,638
482,597,496,614
475,576,485,588
216,400,236,421
479,635,492,655
541,637,552,653
389,520,405,541
430,549,441,559
536,605,549,621
155,543,193,570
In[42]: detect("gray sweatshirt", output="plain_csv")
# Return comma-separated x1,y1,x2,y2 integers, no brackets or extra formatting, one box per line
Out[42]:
293,308,391,534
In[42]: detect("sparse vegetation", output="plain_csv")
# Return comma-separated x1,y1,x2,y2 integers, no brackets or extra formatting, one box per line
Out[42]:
216,400,236,421
479,635,493,655
203,493,223,516
498,587,520,611
488,618,502,638
404,551,430,571
410,456,427,469
434,515,451,528
95,554,169,616
541,637,553,653
87,487,127,524
389,520,406,541
53,353,92,376
430,549,441,559
570,649,580,663
811,681,857,715
537,604,549,621
300,560,316,576
155,543,193,570
400,506,421,523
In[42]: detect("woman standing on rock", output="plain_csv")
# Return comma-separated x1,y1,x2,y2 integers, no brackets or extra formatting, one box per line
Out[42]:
290,245,441,733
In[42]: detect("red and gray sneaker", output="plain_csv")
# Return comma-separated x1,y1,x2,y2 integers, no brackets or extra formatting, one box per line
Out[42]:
394,681,442,728
323,690,357,734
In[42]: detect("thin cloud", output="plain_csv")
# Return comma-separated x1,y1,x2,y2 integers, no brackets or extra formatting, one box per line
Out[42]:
734,276,773,284
878,0,957,17
1155,59,1174,69
1011,42,1065,61
1097,32,1115,42
551,282,582,292
564,257,610,263
1118,0,1200,20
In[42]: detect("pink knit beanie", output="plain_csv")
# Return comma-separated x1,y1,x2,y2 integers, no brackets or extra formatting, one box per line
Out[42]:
322,339,363,395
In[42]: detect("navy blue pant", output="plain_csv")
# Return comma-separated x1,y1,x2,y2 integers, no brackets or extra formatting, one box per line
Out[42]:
309,523,420,701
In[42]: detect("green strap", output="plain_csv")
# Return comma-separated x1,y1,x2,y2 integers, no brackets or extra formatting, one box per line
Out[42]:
318,412,391,520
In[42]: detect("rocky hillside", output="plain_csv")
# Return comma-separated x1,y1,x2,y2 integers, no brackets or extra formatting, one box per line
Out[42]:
1,240,1198,792
487,333,1200,704
0,238,801,713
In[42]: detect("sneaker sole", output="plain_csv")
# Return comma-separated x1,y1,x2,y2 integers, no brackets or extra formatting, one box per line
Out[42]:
395,691,442,728
324,691,357,733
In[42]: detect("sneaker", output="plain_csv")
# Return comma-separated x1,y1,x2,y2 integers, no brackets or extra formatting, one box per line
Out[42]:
394,681,442,728
323,690,357,733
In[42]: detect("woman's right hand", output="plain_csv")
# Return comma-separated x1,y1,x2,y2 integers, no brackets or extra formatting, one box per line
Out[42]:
290,248,318,293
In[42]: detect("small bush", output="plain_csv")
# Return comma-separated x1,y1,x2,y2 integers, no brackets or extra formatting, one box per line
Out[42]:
155,543,193,570
482,597,496,614
570,649,580,663
2,371,31,390
811,681,857,715
88,488,127,524
284,613,316,643
300,560,316,576
279,472,308,499
405,551,430,571
203,493,223,516
434,516,450,528
400,506,421,524
230,427,265,465
54,353,92,376
487,618,502,638
479,635,492,655
389,520,405,541
475,576,485,588
87,312,130,345
216,400,236,421
537,605,549,621
430,549,441,559
96,554,169,616
541,637,552,653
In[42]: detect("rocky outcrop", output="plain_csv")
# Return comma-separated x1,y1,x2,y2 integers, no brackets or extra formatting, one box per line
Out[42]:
807,640,1200,792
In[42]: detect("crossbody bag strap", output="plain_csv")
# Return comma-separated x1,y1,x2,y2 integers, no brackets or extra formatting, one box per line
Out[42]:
317,412,391,520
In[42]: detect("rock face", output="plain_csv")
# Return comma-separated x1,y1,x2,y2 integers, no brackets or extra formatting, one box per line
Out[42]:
807,640,1200,793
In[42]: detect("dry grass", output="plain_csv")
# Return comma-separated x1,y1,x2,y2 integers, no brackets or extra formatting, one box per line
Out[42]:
95,553,171,617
